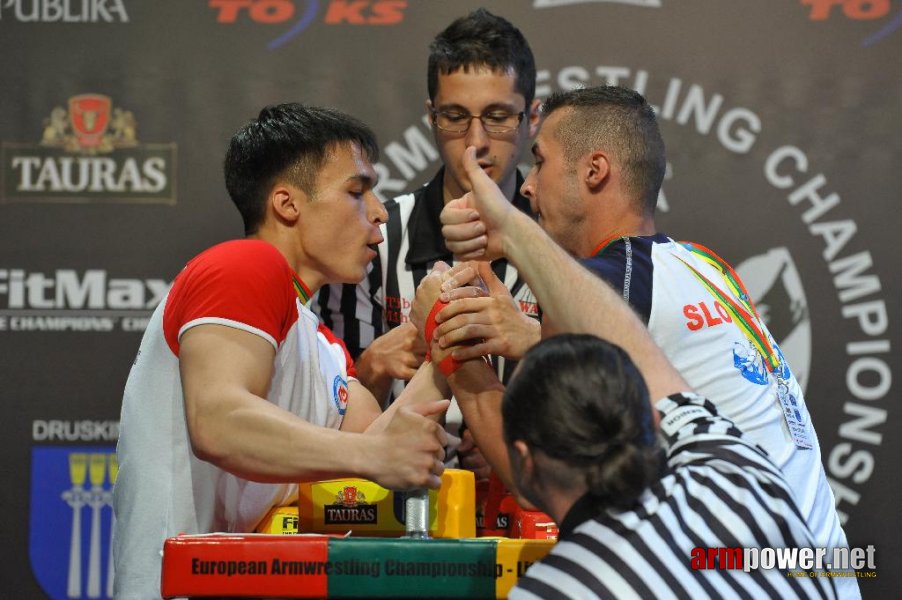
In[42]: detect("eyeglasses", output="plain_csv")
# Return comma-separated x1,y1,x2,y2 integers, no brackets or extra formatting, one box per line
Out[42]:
430,109,525,135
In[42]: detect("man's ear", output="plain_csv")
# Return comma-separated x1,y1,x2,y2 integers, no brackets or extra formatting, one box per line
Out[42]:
513,440,535,479
270,183,303,225
425,99,435,126
510,440,542,511
585,150,611,190
526,98,541,137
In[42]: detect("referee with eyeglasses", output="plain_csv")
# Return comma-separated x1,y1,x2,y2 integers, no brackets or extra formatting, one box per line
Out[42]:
315,8,543,475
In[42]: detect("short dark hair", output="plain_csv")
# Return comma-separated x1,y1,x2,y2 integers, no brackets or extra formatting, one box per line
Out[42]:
503,334,663,510
427,8,536,106
542,86,665,215
224,103,379,235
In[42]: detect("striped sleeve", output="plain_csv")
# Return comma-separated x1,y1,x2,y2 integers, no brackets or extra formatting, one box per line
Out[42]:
314,253,383,360
510,392,836,599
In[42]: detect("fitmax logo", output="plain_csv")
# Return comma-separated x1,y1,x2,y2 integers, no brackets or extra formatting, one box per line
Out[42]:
0,269,168,310
209,0,408,50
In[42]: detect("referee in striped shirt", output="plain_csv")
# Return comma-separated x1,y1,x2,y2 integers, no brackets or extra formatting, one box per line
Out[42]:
315,9,543,471
419,147,837,599
315,8,541,397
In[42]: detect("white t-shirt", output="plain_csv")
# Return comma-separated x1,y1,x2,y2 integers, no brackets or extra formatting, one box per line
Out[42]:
581,234,857,599
112,239,354,599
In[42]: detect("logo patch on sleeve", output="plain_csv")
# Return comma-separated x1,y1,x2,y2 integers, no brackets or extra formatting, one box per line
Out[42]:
332,376,349,416
660,405,710,437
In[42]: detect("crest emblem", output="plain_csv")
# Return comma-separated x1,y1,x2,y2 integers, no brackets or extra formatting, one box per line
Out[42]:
336,486,366,508
39,94,138,155
332,375,348,415
68,95,112,150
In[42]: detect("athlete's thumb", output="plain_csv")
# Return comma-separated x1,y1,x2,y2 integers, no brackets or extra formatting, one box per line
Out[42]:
408,399,451,419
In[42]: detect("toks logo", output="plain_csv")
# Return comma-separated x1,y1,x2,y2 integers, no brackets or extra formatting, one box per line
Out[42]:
209,0,408,49
1,94,177,204
801,0,902,46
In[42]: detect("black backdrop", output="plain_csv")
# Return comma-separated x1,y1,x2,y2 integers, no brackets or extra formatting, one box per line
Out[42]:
1,1,899,597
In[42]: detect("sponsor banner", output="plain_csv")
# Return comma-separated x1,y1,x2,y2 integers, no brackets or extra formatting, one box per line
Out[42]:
799,0,902,46
208,0,409,49
160,534,553,598
0,268,169,333
1,95,177,205
0,0,130,23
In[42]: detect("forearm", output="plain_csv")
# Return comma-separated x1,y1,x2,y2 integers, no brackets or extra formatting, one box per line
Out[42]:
502,210,688,401
430,343,516,491
447,363,514,491
363,360,449,434
189,386,375,484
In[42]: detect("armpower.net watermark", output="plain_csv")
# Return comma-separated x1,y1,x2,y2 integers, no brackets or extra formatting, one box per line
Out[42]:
690,545,877,578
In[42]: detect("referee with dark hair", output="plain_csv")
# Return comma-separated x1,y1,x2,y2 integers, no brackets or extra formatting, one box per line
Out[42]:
504,334,836,599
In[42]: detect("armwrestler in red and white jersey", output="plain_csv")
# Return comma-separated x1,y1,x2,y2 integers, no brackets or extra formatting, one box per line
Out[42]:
113,105,450,600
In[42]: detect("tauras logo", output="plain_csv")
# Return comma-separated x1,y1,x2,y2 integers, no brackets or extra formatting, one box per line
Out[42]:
324,485,378,524
323,504,377,524
10,154,168,194
0,0,130,22
1,94,176,204
0,269,169,310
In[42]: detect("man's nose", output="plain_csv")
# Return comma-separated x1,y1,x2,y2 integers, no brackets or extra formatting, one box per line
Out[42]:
464,117,490,149
367,192,388,225
521,167,537,207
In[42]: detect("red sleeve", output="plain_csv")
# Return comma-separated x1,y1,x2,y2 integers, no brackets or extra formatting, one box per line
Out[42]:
163,240,297,356
317,322,358,379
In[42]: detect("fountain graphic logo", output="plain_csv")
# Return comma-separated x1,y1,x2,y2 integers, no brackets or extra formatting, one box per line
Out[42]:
29,449,117,600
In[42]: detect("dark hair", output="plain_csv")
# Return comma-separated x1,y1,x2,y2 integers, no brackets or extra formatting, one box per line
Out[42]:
427,8,536,106
503,334,663,510
542,86,665,216
223,103,379,235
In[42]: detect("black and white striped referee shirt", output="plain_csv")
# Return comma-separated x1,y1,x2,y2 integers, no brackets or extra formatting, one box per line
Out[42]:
511,392,838,600
315,168,539,401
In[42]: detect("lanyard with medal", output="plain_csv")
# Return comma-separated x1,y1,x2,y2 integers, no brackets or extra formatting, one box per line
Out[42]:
673,241,812,449
592,236,812,449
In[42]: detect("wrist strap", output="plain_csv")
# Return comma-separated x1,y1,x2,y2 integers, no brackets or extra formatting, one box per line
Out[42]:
437,352,492,378
424,297,491,378
423,299,449,345
437,354,464,377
